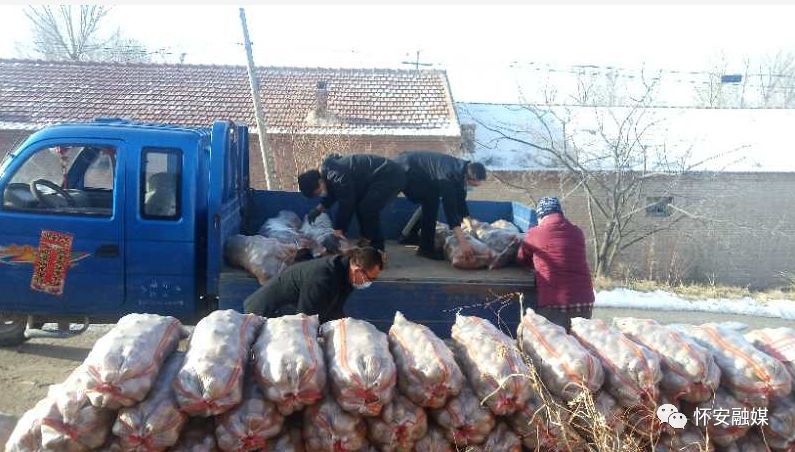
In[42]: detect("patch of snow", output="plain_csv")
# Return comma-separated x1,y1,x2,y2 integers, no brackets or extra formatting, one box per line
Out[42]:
595,288,795,320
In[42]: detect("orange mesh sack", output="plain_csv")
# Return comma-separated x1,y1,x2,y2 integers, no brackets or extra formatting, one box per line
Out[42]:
681,323,792,407
388,312,464,409
451,315,533,416
413,424,454,452
443,235,496,270
214,376,284,452
614,318,719,403
518,309,604,401
468,421,522,452
321,318,396,417
763,394,795,451
253,314,326,415
430,384,495,447
224,235,297,284
366,394,427,452
174,310,263,417
170,418,219,452
507,396,585,451
39,368,116,451
265,428,304,452
4,397,53,452
695,389,751,447
745,327,795,381
570,318,662,409
655,425,714,452
83,313,185,410
113,352,188,451
303,395,369,452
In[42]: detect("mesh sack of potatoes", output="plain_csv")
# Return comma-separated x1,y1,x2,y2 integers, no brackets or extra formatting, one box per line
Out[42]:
443,235,496,270
655,425,714,452
431,384,495,447
366,394,428,452
475,221,522,270
321,318,396,417
388,312,465,409
467,421,522,452
695,388,751,447
174,310,263,417
299,213,354,257
507,396,585,451
722,431,771,452
265,428,304,452
113,352,188,451
451,315,533,416
587,391,626,437
38,368,116,451
4,396,54,452
571,318,662,409
253,314,326,416
215,376,284,452
224,235,298,284
413,424,454,452
258,210,308,247
518,309,604,401
745,327,795,381
679,323,792,407
83,313,185,410
614,317,720,403
434,222,453,251
170,417,219,452
763,394,795,451
303,395,369,452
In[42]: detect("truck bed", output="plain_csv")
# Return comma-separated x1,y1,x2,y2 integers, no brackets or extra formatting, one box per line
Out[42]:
221,242,534,286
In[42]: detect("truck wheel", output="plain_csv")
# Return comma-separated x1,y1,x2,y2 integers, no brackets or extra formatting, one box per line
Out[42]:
0,314,27,347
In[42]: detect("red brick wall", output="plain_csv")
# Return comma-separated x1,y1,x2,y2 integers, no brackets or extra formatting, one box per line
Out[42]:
249,132,460,190
472,170,795,289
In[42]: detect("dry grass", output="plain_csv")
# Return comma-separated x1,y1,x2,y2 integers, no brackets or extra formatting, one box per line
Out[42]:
593,275,795,302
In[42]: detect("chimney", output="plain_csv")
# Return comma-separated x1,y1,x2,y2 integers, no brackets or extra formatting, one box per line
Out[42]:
315,80,328,116
460,123,477,154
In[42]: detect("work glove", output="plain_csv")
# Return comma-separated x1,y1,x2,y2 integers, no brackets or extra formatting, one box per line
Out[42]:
306,207,322,224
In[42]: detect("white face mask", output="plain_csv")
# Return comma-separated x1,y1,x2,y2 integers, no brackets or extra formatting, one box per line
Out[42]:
353,280,372,290
352,269,373,290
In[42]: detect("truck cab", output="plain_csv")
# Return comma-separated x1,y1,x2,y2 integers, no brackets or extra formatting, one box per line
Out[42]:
0,119,535,345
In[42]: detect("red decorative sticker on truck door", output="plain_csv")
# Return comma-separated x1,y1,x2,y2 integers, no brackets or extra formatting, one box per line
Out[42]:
30,230,74,296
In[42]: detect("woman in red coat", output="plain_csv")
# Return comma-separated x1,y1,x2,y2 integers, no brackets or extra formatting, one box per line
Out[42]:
517,197,595,331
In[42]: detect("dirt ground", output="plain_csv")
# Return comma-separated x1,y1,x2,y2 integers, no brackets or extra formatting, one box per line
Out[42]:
0,309,792,420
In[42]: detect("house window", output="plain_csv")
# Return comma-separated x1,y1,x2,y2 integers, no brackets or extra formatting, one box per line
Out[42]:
646,196,673,217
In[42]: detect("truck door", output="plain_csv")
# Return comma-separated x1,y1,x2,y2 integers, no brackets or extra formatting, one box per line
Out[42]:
124,137,197,319
0,140,125,316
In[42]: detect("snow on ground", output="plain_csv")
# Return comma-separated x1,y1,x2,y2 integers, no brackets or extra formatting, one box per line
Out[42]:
596,288,795,321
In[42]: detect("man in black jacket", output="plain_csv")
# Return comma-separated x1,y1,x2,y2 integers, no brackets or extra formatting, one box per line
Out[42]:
243,247,383,323
297,154,406,252
394,151,487,260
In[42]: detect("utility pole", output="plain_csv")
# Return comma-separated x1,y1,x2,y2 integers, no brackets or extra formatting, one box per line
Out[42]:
239,7,276,189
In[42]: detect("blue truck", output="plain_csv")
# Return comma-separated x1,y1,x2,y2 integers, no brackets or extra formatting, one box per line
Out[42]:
0,119,536,346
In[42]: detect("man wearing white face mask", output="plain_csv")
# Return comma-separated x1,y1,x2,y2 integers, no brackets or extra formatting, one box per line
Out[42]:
243,247,383,323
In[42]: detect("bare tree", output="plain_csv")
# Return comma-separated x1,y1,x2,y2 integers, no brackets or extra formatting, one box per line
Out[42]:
477,72,731,277
756,51,795,108
22,5,150,63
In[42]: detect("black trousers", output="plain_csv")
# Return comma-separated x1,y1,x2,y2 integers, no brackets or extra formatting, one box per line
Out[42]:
401,189,442,254
356,170,405,251
534,305,594,332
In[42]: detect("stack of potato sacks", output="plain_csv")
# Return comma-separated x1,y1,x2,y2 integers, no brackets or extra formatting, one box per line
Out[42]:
6,308,795,451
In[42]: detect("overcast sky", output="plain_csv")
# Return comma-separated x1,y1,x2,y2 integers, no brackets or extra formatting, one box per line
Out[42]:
1,4,795,102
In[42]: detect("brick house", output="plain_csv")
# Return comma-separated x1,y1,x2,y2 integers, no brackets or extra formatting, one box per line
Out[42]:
0,59,461,189
458,102,795,288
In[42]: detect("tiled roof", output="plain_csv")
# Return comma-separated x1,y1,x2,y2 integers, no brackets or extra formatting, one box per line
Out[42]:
0,59,460,136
